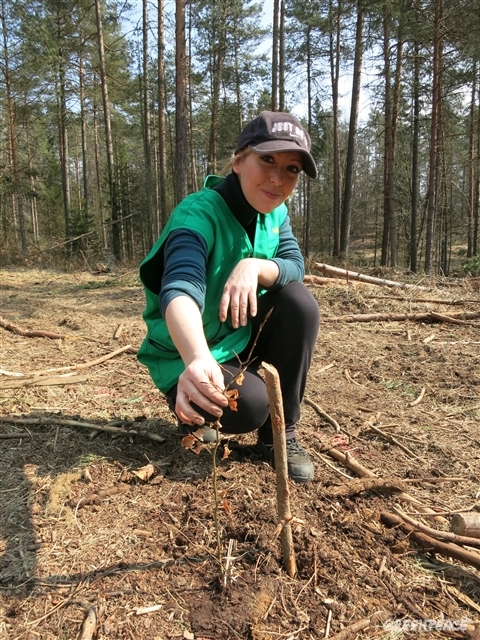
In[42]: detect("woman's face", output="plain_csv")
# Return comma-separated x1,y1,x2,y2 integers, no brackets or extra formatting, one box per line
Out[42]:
233,151,302,213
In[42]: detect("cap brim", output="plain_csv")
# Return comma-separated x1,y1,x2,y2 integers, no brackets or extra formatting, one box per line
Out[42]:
249,141,317,179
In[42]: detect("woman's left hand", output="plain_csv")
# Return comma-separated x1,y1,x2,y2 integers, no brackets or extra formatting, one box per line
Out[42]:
219,258,279,328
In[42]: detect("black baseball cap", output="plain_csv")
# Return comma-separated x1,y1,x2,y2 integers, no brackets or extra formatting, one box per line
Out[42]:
235,111,317,179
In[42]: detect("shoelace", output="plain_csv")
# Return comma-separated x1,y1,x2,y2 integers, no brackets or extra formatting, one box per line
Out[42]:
286,438,306,456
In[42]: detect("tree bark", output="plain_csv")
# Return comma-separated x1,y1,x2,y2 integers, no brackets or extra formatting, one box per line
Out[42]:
424,0,442,274
94,0,121,258
272,0,279,111
279,0,285,111
340,1,364,258
157,0,168,228
329,0,341,258
410,40,420,272
143,0,155,246
175,0,188,203
1,0,27,255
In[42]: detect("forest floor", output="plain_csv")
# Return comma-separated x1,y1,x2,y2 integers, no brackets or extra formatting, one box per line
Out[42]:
0,266,480,640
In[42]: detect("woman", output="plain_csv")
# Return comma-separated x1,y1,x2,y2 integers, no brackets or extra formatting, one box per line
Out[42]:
138,111,320,482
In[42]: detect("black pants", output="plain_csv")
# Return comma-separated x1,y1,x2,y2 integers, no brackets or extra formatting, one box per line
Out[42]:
166,281,320,439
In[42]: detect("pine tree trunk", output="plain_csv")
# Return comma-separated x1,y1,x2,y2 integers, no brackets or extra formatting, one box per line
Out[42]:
279,0,285,111
79,53,89,226
381,12,391,267
425,0,442,274
57,17,71,247
208,0,228,175
1,1,27,255
340,1,364,258
157,0,168,228
467,62,476,258
329,0,341,258
94,0,121,259
175,0,188,203
187,9,198,193
410,42,420,273
272,0,279,111
143,0,155,246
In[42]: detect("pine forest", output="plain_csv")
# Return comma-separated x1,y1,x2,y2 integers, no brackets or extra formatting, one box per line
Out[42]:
1,0,480,276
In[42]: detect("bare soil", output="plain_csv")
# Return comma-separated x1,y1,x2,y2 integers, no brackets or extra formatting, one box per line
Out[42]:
0,267,480,640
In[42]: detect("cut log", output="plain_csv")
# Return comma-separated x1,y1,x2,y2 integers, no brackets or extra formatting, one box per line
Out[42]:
314,263,430,290
451,513,480,539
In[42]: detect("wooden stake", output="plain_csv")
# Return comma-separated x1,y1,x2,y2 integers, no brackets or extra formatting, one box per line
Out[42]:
261,362,297,578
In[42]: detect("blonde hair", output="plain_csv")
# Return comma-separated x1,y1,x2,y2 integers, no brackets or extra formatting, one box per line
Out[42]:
219,147,253,175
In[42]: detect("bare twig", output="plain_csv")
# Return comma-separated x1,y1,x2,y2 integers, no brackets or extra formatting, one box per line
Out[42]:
304,397,341,433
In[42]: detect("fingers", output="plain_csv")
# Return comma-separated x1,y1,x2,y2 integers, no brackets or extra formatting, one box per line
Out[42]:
176,361,228,425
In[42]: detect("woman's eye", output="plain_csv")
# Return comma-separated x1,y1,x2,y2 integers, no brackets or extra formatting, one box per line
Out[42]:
260,155,274,164
288,165,301,174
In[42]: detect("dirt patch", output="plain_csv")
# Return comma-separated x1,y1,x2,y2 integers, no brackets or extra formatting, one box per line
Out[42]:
1,267,480,639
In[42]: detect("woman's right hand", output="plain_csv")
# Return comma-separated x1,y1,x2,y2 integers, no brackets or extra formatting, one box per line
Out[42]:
175,355,228,426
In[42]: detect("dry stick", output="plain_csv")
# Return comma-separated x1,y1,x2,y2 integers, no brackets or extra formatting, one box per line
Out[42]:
314,262,431,290
410,386,426,406
78,604,97,640
27,344,134,377
321,310,480,324
0,374,88,389
304,275,373,287
304,396,341,433
367,424,420,459
380,511,480,571
326,615,380,640
0,316,70,340
315,436,448,524
365,294,479,305
262,362,297,578
0,416,166,444
0,432,31,439
391,507,480,549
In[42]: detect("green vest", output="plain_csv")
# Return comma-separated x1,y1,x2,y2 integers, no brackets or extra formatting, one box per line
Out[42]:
137,176,287,393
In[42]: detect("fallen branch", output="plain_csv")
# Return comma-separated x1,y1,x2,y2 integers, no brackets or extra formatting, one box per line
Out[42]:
321,310,480,324
392,507,480,549
0,316,70,340
327,614,385,640
314,433,447,523
410,386,426,406
367,424,420,459
262,361,297,578
326,477,409,497
380,511,480,571
314,263,430,290
304,396,341,432
0,374,88,389
0,431,31,439
365,294,479,305
0,416,166,444
6,344,134,378
78,604,97,640
304,275,372,287
68,484,130,509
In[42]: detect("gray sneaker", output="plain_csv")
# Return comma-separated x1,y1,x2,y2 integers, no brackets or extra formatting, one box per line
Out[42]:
177,422,218,444
258,435,314,483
